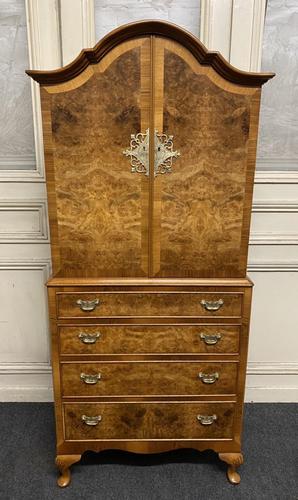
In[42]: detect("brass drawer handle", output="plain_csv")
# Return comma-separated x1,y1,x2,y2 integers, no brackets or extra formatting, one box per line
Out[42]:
198,371,219,384
78,332,101,344
200,332,222,345
197,414,217,426
200,299,224,312
81,414,102,426
80,372,101,384
76,298,100,312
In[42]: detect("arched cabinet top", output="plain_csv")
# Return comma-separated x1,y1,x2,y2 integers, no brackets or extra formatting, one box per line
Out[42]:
26,20,274,87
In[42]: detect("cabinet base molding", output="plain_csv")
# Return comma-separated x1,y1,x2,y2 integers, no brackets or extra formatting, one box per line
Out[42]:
55,446,243,487
218,452,244,484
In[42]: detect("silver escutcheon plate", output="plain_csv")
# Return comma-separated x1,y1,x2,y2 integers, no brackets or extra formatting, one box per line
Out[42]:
123,128,180,177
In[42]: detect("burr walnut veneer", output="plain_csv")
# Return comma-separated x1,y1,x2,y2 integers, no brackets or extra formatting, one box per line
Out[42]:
27,21,274,487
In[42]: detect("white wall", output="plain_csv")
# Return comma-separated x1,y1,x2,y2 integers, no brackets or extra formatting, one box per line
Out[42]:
258,0,298,163
94,0,201,40
0,0,35,164
0,0,297,401
247,0,298,401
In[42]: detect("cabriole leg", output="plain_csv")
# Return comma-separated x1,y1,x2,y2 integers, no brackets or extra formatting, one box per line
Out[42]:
218,452,244,484
55,454,81,487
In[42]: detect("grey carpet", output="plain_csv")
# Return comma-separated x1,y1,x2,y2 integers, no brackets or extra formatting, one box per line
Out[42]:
0,403,297,500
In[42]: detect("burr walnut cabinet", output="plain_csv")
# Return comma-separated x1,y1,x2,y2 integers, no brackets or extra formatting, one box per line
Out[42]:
27,21,274,487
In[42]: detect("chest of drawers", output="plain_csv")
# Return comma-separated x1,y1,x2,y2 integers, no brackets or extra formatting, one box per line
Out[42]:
48,279,252,486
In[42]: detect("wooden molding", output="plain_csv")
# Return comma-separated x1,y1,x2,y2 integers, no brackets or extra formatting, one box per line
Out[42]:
2,360,296,377
26,20,274,87
47,276,253,287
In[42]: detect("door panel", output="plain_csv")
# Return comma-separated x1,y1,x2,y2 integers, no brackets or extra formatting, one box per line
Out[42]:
46,38,151,277
152,39,258,278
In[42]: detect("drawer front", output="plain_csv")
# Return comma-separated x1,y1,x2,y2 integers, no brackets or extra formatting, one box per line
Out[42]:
64,402,235,440
60,325,240,355
57,292,242,318
61,361,237,396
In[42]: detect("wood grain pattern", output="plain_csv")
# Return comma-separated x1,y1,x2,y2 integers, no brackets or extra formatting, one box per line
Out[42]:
59,324,240,355
150,37,164,276
63,402,235,440
61,361,238,396
155,40,258,278
57,439,241,456
140,38,151,274
57,291,242,318
48,276,253,287
45,39,150,277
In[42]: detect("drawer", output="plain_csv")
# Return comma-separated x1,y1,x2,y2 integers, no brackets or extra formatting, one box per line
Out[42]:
60,324,240,354
63,402,235,440
61,361,237,396
57,292,242,318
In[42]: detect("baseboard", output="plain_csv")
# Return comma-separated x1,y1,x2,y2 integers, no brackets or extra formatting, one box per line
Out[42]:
245,387,298,402
1,382,297,403
0,386,53,402
245,369,298,402
0,370,53,402
0,362,297,402
1,386,296,402
247,362,298,375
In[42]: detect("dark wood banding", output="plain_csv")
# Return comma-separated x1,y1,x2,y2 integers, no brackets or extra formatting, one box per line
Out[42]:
26,21,274,87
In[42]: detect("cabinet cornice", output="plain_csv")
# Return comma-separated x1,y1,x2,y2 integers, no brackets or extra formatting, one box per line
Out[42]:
26,20,274,87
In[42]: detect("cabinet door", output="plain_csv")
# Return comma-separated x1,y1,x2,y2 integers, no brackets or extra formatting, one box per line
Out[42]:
151,38,260,278
42,38,151,277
